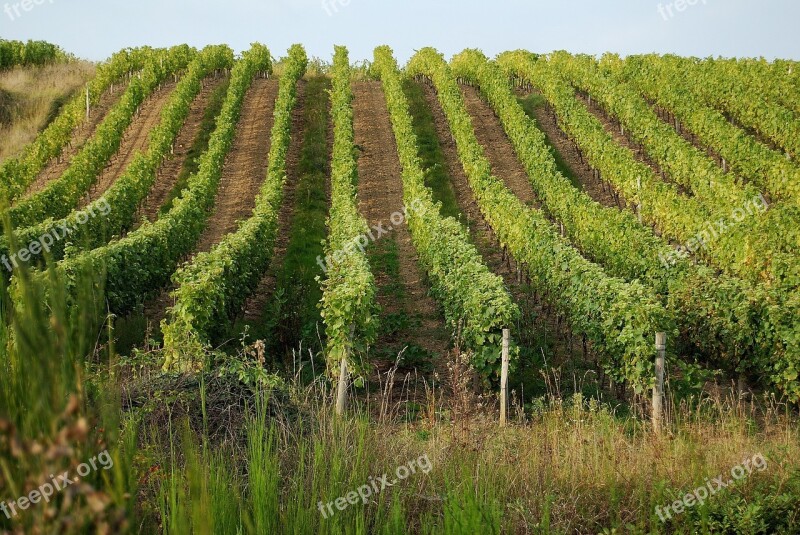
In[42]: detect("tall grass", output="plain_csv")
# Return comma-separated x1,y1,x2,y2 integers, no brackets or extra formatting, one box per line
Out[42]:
0,252,138,532
149,363,800,534
0,62,95,161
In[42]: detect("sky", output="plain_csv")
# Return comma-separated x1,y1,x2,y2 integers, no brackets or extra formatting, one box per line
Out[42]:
1,0,799,63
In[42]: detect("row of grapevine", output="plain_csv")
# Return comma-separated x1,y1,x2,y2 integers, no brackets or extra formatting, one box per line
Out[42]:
319,46,379,378
0,39,69,69
498,51,800,296
548,53,773,220
715,57,800,117
162,45,307,371
0,46,235,271
5,46,197,230
407,48,672,392
20,45,272,318
662,55,800,159
373,46,518,382
547,52,800,284
771,59,800,111
0,46,157,203
612,55,800,208
450,49,797,396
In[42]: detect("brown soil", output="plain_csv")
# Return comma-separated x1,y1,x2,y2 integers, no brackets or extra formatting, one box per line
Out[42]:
22,81,129,197
242,80,307,322
420,81,582,370
461,85,540,209
137,77,227,223
192,78,280,255
77,82,178,209
352,81,450,363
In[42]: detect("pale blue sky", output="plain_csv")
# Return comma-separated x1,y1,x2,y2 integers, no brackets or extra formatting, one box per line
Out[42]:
1,0,798,63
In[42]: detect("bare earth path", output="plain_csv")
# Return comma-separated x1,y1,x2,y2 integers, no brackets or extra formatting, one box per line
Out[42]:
137,77,226,223
192,78,279,254
22,82,129,197
515,89,619,209
460,85,540,208
352,80,450,366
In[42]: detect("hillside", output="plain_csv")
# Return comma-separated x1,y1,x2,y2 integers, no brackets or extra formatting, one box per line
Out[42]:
0,43,798,534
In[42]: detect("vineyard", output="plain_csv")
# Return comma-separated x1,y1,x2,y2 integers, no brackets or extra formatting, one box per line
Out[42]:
1,43,799,533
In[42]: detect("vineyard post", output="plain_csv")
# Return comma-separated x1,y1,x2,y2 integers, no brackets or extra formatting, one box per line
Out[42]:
652,332,666,434
335,355,348,416
336,325,356,416
85,84,90,120
637,176,642,224
500,328,510,426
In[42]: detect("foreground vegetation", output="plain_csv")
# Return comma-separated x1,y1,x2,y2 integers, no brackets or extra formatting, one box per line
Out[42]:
1,273,798,533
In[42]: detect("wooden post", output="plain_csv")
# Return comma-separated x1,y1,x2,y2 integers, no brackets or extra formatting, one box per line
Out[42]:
652,332,666,434
335,355,348,416
500,329,510,426
85,84,90,120
637,176,643,224
336,325,356,416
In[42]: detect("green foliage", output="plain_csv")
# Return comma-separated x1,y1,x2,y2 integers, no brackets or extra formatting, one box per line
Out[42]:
451,50,765,381
0,38,69,70
408,48,671,392
673,55,800,159
615,54,800,208
0,45,235,268
162,45,307,370
159,77,230,216
18,44,272,333
550,51,800,294
4,45,197,230
497,50,800,400
319,46,379,378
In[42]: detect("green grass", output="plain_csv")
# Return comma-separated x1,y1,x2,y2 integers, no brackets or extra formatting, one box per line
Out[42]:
401,79,462,222
266,76,331,350
367,235,404,300
237,75,331,357
148,381,800,535
516,93,586,192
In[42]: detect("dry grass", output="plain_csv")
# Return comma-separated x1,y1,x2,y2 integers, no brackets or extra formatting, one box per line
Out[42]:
135,342,800,533
0,61,95,161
